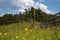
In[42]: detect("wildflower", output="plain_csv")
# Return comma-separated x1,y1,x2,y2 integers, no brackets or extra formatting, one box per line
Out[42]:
30,30,32,32
58,35,60,38
0,33,2,35
22,37,25,40
24,28,28,31
4,33,8,35
16,36,18,39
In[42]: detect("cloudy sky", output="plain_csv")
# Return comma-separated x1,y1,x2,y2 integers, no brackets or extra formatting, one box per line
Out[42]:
0,0,60,15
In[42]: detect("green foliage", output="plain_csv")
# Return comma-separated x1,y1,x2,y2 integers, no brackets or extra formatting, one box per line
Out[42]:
0,7,60,26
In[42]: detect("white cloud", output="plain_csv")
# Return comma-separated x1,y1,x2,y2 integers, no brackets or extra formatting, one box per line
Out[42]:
10,0,35,12
39,3,52,14
0,0,54,14
33,2,53,14
10,0,34,8
18,9,25,13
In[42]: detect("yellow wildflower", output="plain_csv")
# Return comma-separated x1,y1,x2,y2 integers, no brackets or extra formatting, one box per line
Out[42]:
24,28,28,31
30,30,32,32
16,36,18,39
4,33,8,35
0,33,2,35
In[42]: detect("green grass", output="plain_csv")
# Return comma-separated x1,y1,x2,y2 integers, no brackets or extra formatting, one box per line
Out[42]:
0,22,60,40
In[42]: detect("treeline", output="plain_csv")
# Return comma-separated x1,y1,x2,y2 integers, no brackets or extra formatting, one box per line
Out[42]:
0,7,60,25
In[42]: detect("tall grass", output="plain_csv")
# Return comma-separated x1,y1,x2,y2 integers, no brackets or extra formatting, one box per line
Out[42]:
0,22,60,40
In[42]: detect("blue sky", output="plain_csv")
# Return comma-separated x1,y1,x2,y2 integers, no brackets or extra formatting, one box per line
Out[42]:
42,0,60,13
0,0,60,15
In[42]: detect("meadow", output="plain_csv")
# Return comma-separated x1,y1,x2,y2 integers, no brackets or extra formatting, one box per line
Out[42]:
0,22,60,40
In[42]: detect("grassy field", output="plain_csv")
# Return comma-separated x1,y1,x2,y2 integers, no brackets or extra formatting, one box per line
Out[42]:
0,22,60,40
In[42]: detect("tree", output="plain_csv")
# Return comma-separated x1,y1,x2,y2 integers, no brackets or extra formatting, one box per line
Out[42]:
2,14,14,24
